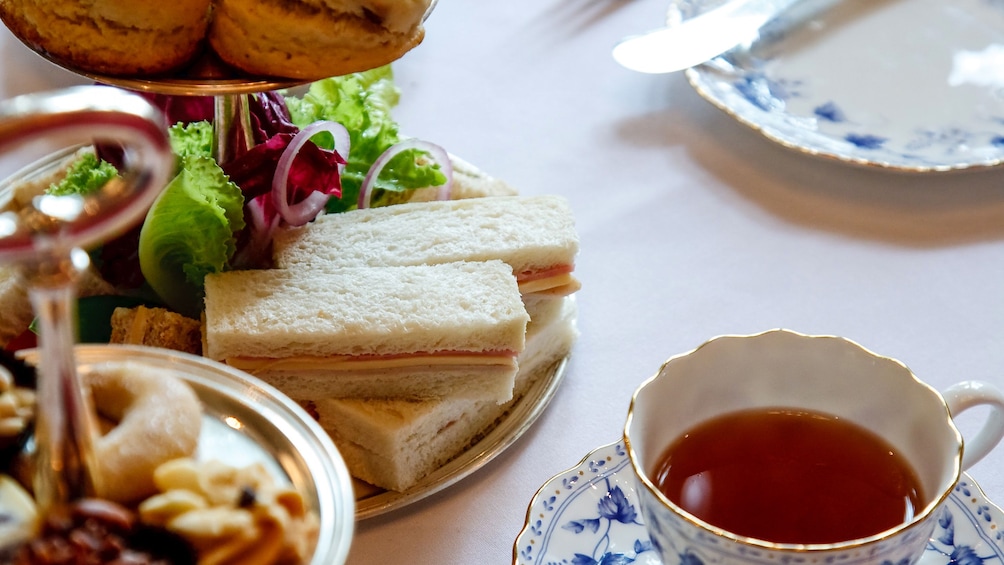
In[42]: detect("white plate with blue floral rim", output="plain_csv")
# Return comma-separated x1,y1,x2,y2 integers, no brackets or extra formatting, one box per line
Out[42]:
514,440,1004,565
680,0,1004,173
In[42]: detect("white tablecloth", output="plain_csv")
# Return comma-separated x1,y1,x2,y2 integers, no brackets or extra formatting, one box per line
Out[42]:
3,1,1004,563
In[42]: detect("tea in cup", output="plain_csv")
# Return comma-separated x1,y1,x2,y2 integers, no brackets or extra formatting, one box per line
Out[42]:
624,329,1004,565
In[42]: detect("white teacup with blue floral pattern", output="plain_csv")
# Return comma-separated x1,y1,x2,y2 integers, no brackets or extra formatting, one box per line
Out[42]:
624,329,1004,565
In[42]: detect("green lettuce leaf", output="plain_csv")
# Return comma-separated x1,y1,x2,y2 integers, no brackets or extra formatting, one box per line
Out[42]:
285,66,445,212
138,154,245,318
168,121,214,161
46,153,118,196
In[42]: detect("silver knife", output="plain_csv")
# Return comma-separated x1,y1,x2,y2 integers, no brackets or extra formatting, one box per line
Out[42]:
612,0,802,74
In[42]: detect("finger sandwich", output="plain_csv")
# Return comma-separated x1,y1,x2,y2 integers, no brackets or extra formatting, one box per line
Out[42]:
271,195,580,300
222,193,581,492
202,260,529,403
266,194,582,491
307,295,579,492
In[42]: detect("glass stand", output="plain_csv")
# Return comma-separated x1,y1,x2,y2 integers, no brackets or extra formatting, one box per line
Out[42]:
0,86,174,512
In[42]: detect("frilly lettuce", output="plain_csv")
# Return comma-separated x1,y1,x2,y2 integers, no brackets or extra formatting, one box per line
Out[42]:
169,121,213,160
138,154,244,318
285,66,446,212
105,68,438,316
46,152,118,197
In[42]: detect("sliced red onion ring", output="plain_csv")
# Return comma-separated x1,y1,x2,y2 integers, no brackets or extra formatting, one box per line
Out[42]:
358,139,453,209
272,120,351,226
232,195,281,268
248,194,280,240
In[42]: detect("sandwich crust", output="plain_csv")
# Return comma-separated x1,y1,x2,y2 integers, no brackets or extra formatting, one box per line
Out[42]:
202,261,529,401
273,195,580,286
203,261,527,360
312,296,579,492
255,362,519,404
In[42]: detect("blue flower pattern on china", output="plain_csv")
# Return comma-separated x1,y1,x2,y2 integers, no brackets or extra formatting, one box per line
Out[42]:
515,442,662,565
726,71,997,160
558,480,653,565
814,101,846,123
921,482,1002,565
515,442,1004,565
683,0,1004,170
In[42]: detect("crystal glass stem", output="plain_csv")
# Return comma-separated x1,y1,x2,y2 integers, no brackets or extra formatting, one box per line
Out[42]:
0,86,174,514
26,248,100,512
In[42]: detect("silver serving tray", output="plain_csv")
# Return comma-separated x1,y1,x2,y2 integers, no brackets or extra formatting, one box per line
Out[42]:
20,344,356,564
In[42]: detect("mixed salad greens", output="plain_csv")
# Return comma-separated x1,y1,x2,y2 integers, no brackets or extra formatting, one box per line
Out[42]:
56,66,451,322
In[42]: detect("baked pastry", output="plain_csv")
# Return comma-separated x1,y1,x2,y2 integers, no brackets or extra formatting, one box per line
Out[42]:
109,306,203,355
209,0,430,79
0,0,212,75
0,0,430,78
84,361,203,504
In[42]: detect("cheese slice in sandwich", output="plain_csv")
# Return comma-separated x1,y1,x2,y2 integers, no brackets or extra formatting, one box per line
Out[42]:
306,296,579,493
271,195,580,298
202,260,530,403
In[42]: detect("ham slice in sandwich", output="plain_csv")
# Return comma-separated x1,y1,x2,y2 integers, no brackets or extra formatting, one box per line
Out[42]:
305,296,579,493
202,260,529,404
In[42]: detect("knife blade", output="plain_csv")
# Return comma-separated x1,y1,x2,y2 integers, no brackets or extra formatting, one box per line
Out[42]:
613,0,802,74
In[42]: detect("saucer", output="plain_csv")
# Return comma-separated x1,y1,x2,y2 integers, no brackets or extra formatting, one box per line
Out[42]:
682,0,1004,172
514,441,1004,565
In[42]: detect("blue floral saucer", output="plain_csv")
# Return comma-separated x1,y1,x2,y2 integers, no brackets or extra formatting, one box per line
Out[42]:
513,441,1004,565
681,0,1004,172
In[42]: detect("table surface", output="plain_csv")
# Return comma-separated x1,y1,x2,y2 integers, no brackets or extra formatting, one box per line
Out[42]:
3,1,1004,563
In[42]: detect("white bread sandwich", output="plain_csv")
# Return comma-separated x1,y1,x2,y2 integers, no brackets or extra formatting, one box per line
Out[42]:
202,260,530,402
307,296,578,492
271,195,580,300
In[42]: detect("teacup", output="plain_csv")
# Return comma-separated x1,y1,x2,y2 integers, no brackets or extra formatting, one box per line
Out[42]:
624,329,1004,565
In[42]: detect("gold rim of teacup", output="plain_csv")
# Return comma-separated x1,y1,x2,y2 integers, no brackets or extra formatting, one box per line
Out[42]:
623,328,963,552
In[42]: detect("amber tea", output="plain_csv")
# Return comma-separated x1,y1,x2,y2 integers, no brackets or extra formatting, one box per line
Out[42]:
651,408,925,544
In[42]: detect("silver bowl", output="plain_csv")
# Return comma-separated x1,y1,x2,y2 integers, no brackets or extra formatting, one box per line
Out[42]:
19,344,356,565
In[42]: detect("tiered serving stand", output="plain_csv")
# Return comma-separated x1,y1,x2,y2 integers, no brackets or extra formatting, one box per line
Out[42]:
0,0,568,530
0,18,357,564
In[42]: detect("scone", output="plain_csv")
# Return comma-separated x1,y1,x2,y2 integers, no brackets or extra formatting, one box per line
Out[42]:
209,0,430,79
0,0,211,75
